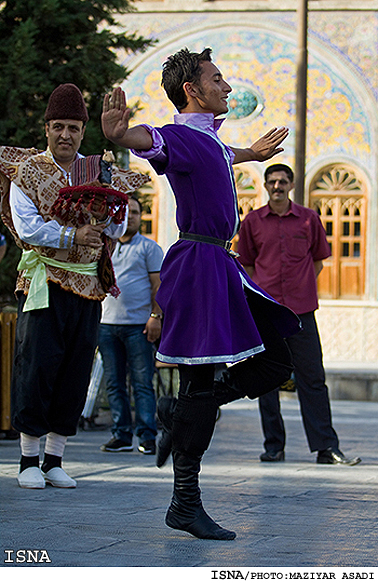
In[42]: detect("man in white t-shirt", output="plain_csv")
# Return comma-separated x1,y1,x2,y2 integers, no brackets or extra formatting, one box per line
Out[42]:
99,196,164,455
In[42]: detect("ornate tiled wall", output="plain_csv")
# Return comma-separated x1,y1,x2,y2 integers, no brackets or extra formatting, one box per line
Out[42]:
120,12,376,168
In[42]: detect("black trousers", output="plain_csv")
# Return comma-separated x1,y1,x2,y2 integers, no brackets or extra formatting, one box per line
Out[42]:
259,311,339,453
11,283,101,437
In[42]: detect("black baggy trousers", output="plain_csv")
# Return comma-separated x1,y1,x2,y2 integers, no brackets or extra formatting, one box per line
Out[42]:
11,283,101,437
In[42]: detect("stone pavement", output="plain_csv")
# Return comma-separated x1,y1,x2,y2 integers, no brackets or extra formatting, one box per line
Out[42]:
1,397,377,571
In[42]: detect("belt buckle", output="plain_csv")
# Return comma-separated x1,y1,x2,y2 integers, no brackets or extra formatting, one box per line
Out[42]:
225,241,239,258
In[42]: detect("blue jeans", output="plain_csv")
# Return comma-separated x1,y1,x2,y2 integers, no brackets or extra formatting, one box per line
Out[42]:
98,324,157,444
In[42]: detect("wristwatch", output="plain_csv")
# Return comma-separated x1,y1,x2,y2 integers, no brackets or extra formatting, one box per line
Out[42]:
150,312,162,320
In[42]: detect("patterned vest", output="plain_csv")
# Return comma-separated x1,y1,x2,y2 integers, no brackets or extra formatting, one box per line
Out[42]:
0,146,149,301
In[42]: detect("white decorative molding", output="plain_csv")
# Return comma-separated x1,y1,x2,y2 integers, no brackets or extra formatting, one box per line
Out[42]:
316,304,378,364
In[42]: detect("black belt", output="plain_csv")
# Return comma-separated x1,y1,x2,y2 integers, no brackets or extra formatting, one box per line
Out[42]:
179,232,239,257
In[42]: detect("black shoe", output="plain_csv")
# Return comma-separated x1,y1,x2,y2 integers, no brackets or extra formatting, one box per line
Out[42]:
100,437,133,452
260,450,285,462
166,501,236,540
167,451,236,540
316,447,361,466
138,440,156,455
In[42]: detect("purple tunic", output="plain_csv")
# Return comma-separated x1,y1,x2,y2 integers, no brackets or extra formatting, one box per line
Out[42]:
145,118,300,364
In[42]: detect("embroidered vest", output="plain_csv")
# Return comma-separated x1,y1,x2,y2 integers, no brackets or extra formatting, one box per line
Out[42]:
0,146,149,301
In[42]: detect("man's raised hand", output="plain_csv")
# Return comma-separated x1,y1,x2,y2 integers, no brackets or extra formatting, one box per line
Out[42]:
102,87,131,144
102,87,153,150
249,127,289,162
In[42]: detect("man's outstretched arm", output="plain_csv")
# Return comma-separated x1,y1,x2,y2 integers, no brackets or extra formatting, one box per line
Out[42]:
102,87,153,150
230,127,289,164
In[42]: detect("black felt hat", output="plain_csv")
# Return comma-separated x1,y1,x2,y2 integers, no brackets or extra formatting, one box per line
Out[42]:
44,83,89,123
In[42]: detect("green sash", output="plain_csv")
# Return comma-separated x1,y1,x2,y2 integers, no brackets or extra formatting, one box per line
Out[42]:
18,249,98,312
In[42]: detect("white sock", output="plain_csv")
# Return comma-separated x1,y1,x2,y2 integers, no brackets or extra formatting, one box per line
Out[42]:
20,433,41,457
44,432,67,458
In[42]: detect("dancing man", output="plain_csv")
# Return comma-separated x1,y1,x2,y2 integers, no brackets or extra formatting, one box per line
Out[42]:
102,48,301,540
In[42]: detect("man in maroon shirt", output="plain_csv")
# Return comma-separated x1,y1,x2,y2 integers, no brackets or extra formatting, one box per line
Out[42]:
238,163,361,465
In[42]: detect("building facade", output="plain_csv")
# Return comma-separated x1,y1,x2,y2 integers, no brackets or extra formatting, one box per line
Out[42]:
116,0,378,398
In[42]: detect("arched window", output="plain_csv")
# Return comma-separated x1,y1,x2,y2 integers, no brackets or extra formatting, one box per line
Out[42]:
235,166,261,219
309,164,367,299
233,165,262,250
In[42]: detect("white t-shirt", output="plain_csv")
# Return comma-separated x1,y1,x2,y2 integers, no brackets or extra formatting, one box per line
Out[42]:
101,232,164,325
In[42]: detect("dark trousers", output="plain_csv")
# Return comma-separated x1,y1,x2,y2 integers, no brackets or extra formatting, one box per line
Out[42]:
174,309,294,459
11,283,101,437
259,311,339,453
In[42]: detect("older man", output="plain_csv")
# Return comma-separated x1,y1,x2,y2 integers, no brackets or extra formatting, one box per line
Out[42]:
0,83,148,489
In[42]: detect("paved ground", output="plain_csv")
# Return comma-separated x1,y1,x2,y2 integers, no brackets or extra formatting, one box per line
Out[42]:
1,397,377,574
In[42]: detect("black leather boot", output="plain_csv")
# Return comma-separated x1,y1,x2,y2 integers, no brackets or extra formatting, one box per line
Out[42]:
165,451,236,540
165,388,236,540
156,396,177,468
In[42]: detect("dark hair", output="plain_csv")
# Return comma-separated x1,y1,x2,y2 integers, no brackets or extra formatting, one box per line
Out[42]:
161,47,213,111
129,194,143,214
264,164,294,182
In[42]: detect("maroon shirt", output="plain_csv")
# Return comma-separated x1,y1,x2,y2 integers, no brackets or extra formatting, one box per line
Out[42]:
238,201,331,315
